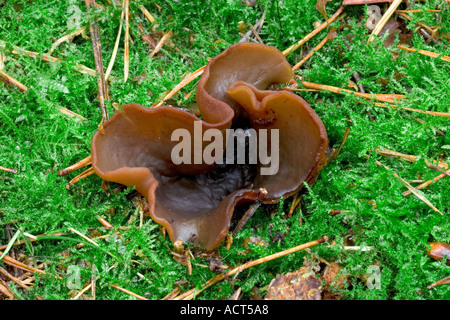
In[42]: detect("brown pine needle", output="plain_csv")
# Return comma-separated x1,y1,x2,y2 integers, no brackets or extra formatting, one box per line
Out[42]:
397,45,450,63
69,227,99,247
0,267,30,291
375,160,443,215
372,101,450,117
283,6,345,56
174,236,328,300
0,281,14,299
97,216,113,229
149,31,173,58
292,30,333,71
66,167,95,189
161,287,180,300
71,283,93,300
326,127,351,165
396,9,441,13
233,202,261,235
0,250,45,274
58,106,86,121
302,80,404,103
375,148,448,169
402,168,450,197
0,70,27,92
139,5,156,23
110,284,148,300
48,26,88,55
367,0,403,43
343,0,394,4
58,155,92,176
124,0,130,83
427,275,450,289
0,166,17,174
154,65,205,108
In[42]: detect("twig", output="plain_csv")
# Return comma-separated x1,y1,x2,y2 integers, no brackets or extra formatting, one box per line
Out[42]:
302,80,404,103
283,6,344,56
86,0,109,121
110,284,148,300
397,45,450,63
367,0,403,43
0,166,17,174
174,236,328,300
66,167,95,189
0,70,28,92
58,155,92,176
402,168,450,197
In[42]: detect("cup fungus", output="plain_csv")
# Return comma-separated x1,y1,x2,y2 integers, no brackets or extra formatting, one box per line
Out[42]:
91,43,328,250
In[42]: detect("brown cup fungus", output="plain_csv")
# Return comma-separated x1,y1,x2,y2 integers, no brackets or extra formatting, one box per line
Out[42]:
91,43,328,250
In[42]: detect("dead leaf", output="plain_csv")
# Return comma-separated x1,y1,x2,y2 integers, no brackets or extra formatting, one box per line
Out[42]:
315,0,331,20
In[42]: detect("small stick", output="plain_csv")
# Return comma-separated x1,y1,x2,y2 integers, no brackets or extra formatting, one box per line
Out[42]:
139,5,156,23
302,81,404,103
124,0,129,83
402,168,450,196
0,267,30,290
427,275,450,289
0,70,28,92
174,236,328,300
58,155,92,176
110,284,148,300
66,167,95,189
283,6,344,56
0,166,17,174
397,45,450,63
367,0,403,43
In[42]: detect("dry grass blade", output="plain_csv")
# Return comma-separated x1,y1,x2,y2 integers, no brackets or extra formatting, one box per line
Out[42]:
174,236,328,300
58,106,87,121
0,166,17,174
283,5,344,56
72,283,92,300
397,45,450,63
367,0,403,43
302,80,404,103
0,232,68,251
153,65,205,108
69,227,99,247
376,160,443,215
402,168,450,197
0,70,28,92
105,8,125,81
139,5,156,23
110,284,148,300
48,26,88,55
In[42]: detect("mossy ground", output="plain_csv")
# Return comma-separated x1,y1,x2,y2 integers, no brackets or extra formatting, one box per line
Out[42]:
0,0,449,300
